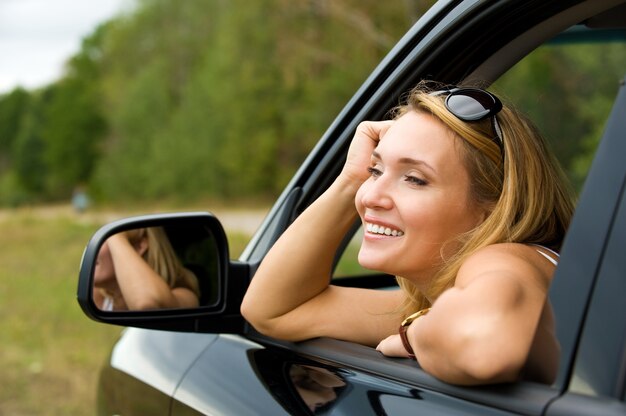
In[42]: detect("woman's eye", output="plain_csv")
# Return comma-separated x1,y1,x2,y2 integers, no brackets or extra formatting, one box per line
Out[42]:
404,175,427,186
367,166,382,178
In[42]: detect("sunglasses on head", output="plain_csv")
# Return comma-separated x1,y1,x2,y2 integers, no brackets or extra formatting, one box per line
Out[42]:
431,87,504,151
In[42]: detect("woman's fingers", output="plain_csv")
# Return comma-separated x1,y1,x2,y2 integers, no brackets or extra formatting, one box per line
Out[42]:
342,120,394,183
376,334,410,358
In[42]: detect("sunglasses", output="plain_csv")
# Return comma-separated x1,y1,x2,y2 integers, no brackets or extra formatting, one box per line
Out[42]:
431,87,504,151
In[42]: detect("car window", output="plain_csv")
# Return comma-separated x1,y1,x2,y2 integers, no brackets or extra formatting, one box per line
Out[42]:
332,25,626,281
494,29,626,192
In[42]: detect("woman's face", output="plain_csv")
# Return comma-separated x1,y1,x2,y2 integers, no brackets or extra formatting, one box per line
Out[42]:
355,111,484,287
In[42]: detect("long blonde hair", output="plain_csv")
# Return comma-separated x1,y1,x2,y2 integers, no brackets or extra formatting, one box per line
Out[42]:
394,82,575,314
129,227,201,297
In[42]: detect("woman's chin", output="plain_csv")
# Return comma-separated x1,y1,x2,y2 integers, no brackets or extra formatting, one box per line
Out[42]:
357,252,394,274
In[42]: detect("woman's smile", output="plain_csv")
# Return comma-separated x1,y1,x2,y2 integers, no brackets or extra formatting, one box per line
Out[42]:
365,221,405,237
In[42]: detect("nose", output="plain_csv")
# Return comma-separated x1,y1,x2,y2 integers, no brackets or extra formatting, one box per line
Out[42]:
359,175,394,210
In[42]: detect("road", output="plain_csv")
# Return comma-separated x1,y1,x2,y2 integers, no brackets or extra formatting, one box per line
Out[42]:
0,204,269,236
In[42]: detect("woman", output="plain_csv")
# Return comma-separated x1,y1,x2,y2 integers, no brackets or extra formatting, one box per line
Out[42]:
94,226,200,311
241,81,575,385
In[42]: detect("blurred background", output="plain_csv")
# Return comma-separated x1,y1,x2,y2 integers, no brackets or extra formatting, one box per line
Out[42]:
0,1,425,414
0,0,623,414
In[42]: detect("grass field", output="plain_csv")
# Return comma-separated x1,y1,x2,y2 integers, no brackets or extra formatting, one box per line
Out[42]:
0,205,256,415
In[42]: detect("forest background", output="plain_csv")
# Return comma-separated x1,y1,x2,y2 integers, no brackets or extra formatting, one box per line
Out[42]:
1,0,623,208
0,0,433,207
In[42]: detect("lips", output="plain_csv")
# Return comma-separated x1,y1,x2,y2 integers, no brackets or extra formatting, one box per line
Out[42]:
365,222,404,237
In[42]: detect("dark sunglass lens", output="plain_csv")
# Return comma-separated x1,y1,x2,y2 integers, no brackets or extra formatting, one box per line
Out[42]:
446,92,492,121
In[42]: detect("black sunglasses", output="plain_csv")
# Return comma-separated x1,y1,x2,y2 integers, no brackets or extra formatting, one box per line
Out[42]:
431,87,504,151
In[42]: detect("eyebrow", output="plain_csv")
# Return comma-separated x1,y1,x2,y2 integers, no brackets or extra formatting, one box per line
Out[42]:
371,151,437,174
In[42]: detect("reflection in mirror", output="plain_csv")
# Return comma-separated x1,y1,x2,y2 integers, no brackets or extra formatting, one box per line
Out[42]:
289,364,347,414
93,224,219,312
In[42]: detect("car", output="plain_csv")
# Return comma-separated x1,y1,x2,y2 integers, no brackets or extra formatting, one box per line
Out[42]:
77,0,626,414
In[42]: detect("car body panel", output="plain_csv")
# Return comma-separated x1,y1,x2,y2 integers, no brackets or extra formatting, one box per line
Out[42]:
110,330,219,397
96,329,219,415
171,335,291,415
171,335,527,416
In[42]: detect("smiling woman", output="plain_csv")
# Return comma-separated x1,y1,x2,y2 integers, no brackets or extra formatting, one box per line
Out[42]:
240,81,575,386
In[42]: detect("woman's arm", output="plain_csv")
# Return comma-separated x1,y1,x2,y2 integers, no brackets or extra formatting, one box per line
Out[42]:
107,234,198,310
241,121,404,346
378,244,553,385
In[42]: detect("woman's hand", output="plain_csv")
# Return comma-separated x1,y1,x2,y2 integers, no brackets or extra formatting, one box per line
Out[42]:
108,229,149,256
340,120,394,184
376,333,410,358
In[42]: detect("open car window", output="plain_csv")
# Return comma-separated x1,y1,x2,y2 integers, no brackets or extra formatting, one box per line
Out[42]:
332,25,626,283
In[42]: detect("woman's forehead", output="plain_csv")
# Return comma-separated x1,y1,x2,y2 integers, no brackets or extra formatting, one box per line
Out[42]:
378,112,460,159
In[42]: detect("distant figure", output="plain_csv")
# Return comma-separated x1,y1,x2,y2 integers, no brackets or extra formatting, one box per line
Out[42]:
72,186,90,213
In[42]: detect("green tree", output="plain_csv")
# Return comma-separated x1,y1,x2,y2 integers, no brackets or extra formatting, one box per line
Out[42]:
11,90,50,196
66,0,428,202
40,25,108,198
0,88,30,172
41,80,107,196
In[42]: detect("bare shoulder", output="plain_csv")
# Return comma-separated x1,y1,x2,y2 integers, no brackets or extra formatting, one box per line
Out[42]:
455,243,554,292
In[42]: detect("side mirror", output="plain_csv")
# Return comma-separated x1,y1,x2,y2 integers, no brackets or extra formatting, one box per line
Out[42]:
77,212,249,333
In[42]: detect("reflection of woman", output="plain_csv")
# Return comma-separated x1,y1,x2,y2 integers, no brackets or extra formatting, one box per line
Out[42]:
93,227,200,311
289,365,346,413
242,82,574,385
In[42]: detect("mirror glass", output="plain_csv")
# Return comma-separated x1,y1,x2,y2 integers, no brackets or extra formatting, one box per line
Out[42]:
92,223,220,312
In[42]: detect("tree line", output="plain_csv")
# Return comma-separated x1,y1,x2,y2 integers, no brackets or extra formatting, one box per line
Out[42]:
0,0,622,206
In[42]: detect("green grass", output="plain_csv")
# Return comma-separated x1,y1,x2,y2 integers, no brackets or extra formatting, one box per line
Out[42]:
0,207,255,415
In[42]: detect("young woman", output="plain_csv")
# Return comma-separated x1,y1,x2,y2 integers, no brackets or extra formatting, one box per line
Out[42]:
241,82,575,385
94,226,200,311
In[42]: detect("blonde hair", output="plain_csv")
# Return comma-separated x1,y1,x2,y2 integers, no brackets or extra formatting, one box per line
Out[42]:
129,227,201,297
394,81,576,314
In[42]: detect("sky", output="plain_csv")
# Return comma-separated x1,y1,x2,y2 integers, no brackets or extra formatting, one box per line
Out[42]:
0,0,135,94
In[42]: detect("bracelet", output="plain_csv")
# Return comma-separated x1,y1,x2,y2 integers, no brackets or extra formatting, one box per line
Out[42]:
398,308,431,359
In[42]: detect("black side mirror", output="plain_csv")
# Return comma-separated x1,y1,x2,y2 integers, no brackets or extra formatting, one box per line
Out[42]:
77,212,249,333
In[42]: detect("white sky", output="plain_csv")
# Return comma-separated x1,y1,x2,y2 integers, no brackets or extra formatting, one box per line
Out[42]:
0,0,135,94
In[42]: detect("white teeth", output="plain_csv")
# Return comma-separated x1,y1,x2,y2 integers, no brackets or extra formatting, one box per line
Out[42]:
366,223,403,236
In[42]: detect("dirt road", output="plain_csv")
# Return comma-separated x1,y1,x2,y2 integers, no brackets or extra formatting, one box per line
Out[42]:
0,204,269,236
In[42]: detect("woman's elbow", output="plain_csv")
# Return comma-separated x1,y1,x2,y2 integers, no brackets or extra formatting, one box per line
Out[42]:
455,352,523,384
127,297,163,311
420,339,526,385
241,299,307,341
240,298,277,337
